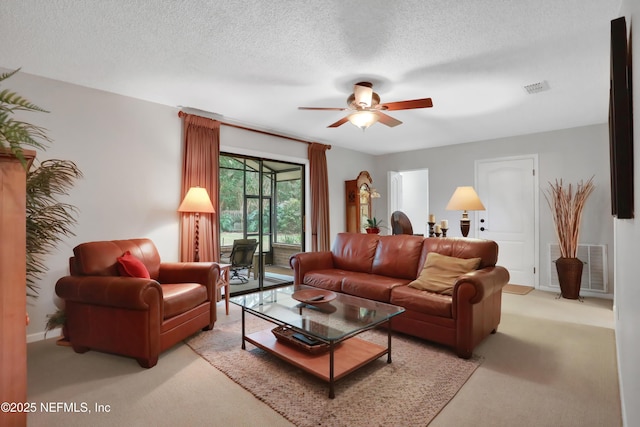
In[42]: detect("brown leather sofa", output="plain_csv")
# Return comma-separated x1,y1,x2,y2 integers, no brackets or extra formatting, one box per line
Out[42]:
290,233,510,358
55,238,219,368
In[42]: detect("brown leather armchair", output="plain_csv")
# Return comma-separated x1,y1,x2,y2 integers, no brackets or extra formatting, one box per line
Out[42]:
55,238,219,368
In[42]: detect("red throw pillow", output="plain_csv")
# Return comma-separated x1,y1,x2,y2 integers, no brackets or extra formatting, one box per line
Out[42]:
117,251,151,279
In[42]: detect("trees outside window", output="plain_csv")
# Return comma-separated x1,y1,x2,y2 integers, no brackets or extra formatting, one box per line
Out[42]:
219,155,303,248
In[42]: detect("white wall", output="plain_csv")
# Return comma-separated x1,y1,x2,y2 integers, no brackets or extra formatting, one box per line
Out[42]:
8,71,184,342
616,1,639,425
373,124,614,295
4,71,373,341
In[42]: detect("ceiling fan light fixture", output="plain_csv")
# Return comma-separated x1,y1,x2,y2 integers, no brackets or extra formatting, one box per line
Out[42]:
353,82,373,107
348,111,378,131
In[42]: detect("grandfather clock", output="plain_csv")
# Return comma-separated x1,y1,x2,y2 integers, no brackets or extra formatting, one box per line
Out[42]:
345,171,372,233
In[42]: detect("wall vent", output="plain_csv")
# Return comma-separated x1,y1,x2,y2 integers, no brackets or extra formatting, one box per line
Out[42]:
548,244,607,292
523,80,550,94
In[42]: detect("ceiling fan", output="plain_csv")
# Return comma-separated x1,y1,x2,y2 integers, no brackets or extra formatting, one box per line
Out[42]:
298,81,433,130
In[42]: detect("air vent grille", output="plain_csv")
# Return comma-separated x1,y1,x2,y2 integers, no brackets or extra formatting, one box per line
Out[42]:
523,81,549,94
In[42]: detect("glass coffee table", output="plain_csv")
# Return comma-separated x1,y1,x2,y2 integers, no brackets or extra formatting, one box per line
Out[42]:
230,284,405,398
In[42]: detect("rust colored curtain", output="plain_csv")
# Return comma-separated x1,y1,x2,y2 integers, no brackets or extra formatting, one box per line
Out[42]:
308,143,331,251
179,113,220,262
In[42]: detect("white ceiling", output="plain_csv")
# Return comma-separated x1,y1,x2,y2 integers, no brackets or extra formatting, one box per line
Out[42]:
0,0,623,155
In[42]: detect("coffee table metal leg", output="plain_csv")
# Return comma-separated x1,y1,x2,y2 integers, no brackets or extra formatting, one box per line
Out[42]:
329,341,335,399
241,308,246,350
387,320,392,363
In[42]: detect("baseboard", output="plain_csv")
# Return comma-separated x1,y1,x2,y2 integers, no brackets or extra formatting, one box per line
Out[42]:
537,285,613,300
27,328,61,343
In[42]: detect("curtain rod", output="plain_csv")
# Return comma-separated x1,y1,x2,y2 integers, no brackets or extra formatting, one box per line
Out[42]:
177,111,331,149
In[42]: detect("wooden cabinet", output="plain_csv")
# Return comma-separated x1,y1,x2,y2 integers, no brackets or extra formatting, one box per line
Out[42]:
345,171,372,233
1,149,35,427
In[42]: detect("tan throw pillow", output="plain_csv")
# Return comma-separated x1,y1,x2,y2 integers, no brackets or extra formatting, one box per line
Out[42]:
408,252,481,295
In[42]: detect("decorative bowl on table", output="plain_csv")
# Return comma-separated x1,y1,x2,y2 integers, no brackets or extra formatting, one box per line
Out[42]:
292,289,337,305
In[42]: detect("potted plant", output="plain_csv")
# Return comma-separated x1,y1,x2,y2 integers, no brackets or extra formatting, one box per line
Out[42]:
44,308,71,345
544,177,595,299
365,217,384,234
1,68,82,337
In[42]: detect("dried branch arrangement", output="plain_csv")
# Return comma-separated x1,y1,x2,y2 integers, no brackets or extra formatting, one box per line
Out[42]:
544,177,595,258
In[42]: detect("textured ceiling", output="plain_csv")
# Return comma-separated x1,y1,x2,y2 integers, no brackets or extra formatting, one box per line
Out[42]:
0,0,623,155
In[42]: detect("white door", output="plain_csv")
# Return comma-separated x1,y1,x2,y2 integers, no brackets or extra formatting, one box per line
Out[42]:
476,156,537,287
388,169,429,236
388,171,402,214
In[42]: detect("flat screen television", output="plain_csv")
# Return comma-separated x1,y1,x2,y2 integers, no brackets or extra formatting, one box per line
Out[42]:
609,16,634,219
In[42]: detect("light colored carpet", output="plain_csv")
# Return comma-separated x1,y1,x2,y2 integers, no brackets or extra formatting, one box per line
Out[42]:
26,290,620,426
186,316,481,427
26,339,292,427
503,284,534,295
432,291,620,427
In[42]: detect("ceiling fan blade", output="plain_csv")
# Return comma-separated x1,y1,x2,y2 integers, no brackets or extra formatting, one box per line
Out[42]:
376,112,403,127
327,116,350,128
380,98,433,111
298,107,347,111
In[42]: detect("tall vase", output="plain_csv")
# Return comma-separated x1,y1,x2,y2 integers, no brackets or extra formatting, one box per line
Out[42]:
555,257,583,299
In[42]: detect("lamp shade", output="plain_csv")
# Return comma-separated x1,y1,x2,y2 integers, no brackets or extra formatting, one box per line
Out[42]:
445,186,485,211
178,187,215,213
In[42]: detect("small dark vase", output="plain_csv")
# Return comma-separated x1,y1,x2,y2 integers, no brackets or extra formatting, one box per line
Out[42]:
365,227,380,234
555,257,584,299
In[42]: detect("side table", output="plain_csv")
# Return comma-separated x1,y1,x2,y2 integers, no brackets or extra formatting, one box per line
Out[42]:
217,263,231,315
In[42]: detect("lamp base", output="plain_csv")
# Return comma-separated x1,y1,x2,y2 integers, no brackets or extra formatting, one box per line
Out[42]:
194,213,201,262
460,219,470,237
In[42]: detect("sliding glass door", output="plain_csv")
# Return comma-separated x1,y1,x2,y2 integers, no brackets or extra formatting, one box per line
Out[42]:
219,154,304,295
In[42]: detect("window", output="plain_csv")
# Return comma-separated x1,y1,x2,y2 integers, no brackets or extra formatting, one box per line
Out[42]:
219,154,304,293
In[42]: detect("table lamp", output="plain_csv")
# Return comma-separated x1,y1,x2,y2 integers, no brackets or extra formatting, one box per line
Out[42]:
445,186,485,237
178,186,215,261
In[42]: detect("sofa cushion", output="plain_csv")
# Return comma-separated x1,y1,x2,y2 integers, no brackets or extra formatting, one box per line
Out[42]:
302,270,347,292
371,235,424,280
419,237,498,270
117,251,151,279
161,283,207,319
342,272,411,302
390,285,453,318
331,233,379,273
408,252,481,295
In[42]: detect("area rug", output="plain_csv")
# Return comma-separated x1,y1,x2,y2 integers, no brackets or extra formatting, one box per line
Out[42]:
503,284,534,295
186,316,482,427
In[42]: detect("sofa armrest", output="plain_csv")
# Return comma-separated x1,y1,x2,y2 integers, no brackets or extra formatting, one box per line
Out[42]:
289,251,334,285
452,266,510,306
56,276,163,310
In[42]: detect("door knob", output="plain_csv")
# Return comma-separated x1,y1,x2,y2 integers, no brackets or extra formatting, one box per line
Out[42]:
480,227,485,231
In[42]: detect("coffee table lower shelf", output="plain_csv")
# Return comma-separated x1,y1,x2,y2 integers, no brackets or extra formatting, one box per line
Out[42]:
244,329,387,395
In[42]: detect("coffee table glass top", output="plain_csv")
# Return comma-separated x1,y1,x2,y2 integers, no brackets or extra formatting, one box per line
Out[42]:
230,285,405,342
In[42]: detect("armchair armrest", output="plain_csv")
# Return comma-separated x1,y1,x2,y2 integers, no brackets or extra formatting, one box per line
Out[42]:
158,262,219,300
55,276,162,310
289,251,334,285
